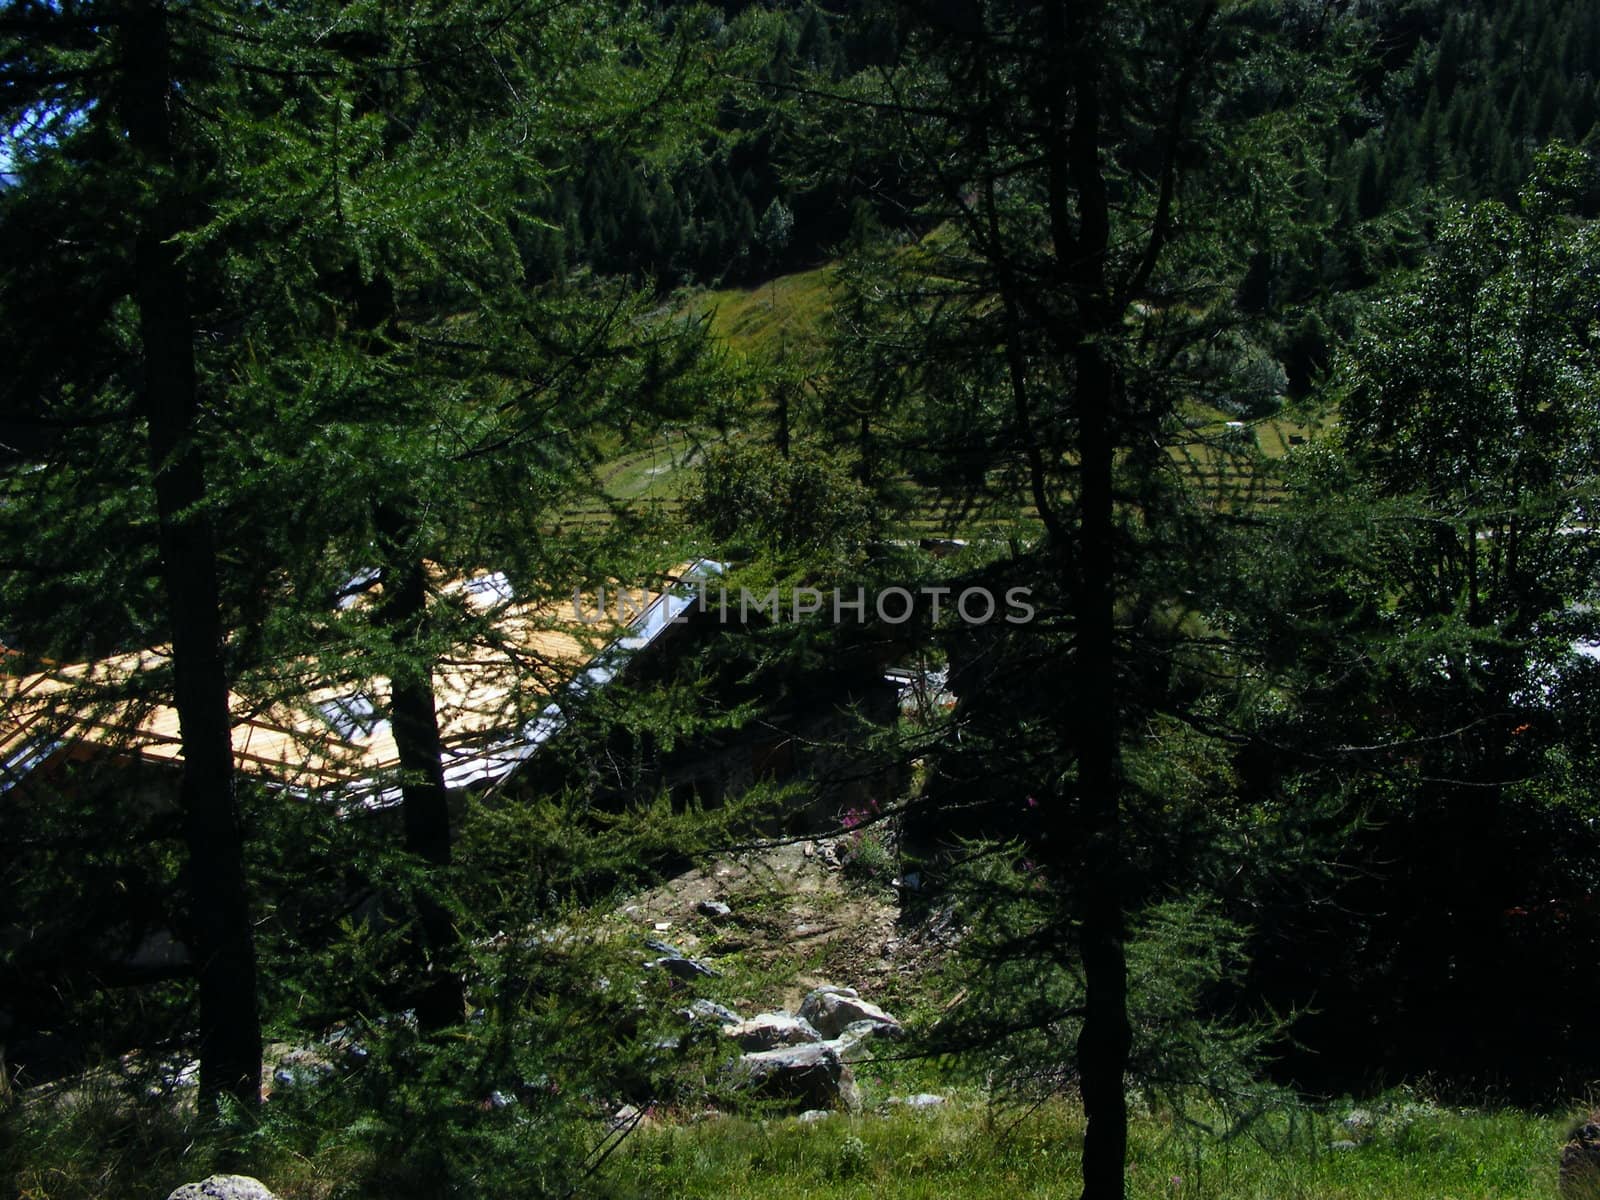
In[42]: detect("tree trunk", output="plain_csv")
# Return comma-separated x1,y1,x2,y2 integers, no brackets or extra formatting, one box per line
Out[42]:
1072,343,1131,1200
374,502,462,1031
123,0,261,1109
1049,2,1131,1195
773,378,791,458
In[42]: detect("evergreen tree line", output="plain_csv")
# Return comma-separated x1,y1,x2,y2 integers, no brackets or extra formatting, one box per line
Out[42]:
515,1,903,286
522,0,1600,304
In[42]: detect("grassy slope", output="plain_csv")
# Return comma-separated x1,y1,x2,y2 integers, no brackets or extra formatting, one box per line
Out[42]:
607,1099,1559,1200
5,1085,1562,1199
556,267,837,529
688,265,836,358
589,263,1337,538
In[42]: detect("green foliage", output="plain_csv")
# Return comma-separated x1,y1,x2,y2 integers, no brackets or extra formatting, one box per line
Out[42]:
689,443,871,565
1222,145,1600,1093
600,1099,1560,1200
840,828,895,890
241,921,708,1200
1,0,754,1161
15,1,1600,1194
923,839,1286,1122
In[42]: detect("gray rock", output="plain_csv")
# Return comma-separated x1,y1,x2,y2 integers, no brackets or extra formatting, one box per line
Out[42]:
681,998,742,1026
802,984,858,1004
139,1056,199,1099
265,1046,333,1093
1329,1139,1359,1152
726,1012,822,1051
735,1042,861,1113
166,1176,280,1200
696,900,733,920
797,1108,833,1123
825,1040,874,1065
798,987,900,1039
821,1020,889,1064
837,1018,892,1042
647,955,719,980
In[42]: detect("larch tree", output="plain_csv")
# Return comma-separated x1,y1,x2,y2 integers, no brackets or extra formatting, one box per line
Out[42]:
1,0,727,1081
1,0,263,1107
186,0,729,1030
788,1,1353,1194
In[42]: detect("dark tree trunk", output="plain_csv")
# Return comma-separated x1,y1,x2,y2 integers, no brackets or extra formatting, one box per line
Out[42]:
1049,3,1130,1195
1070,343,1131,1200
374,502,462,1031
122,0,261,1109
774,380,791,458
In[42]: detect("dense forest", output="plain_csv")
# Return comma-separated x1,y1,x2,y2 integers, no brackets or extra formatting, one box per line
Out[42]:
6,1,1600,1198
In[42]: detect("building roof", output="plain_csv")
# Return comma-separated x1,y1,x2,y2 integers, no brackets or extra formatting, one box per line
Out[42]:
0,560,720,806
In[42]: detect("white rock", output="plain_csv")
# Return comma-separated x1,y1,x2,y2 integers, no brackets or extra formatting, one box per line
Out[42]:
166,1176,279,1200
682,998,742,1026
798,987,900,1039
726,1012,822,1051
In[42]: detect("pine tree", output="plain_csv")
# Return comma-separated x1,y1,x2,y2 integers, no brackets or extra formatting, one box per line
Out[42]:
1,0,726,1068
184,0,726,1030
794,2,1354,1193
1,0,265,1109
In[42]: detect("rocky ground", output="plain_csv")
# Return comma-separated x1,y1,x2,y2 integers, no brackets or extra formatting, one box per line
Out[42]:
592,833,968,1117
610,834,960,1017
31,833,978,1200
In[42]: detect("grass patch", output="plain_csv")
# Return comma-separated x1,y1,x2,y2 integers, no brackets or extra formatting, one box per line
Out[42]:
688,267,836,360
602,1095,1563,1200
599,433,701,504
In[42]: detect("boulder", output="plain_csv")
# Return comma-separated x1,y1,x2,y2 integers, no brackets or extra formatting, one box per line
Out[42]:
166,1176,279,1200
647,955,719,981
735,1042,861,1112
726,1012,822,1051
681,998,742,1026
1562,1116,1600,1198
798,986,901,1039
696,900,733,920
608,1103,652,1131
820,1020,887,1064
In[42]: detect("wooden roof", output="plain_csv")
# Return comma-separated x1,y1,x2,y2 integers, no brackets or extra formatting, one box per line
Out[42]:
1,565,706,802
